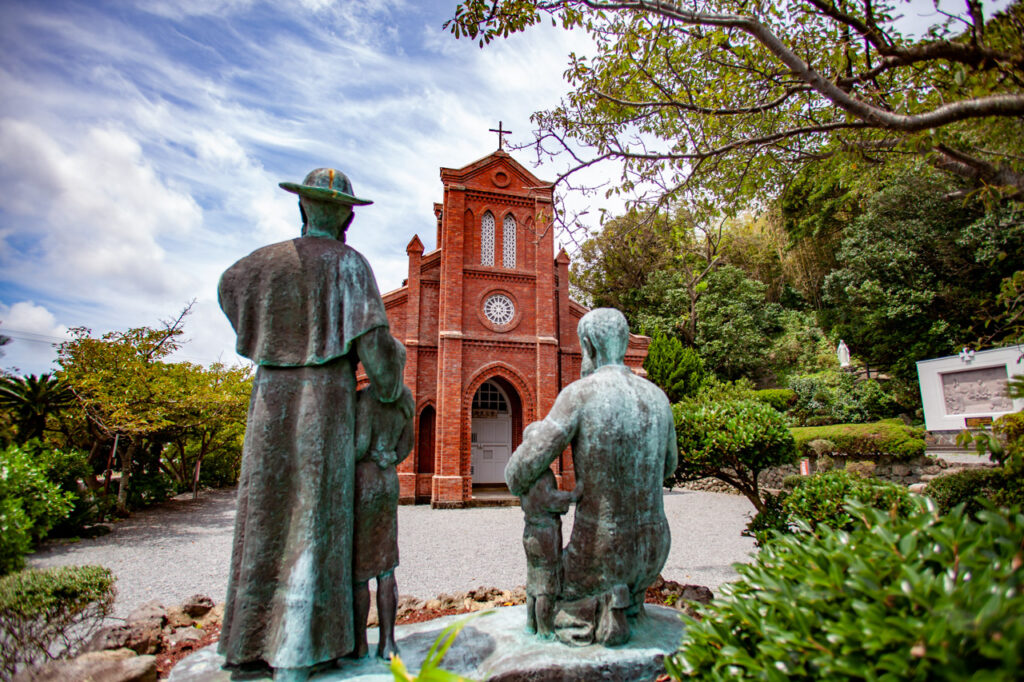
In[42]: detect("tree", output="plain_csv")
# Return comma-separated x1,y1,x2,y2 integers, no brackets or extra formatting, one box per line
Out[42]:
694,265,781,380
570,208,677,315
449,0,1024,220
53,303,252,512
571,205,726,343
822,168,1024,381
643,333,706,402
669,397,797,512
158,362,252,499
0,374,74,444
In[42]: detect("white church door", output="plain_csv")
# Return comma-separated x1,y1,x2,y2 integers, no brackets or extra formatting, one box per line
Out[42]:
471,380,513,485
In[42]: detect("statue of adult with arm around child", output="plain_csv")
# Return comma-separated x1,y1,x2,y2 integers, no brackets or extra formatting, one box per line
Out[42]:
506,308,678,647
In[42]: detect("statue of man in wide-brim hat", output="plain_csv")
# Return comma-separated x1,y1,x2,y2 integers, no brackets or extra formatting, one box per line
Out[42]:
217,168,407,681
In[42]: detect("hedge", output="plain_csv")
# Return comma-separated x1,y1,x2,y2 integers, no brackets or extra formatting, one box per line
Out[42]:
752,388,796,413
666,500,1024,680
745,470,916,546
0,565,115,678
925,468,1024,516
790,421,925,460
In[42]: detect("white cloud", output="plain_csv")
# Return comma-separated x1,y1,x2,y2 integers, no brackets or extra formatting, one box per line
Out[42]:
0,119,203,298
0,1,606,375
0,301,70,375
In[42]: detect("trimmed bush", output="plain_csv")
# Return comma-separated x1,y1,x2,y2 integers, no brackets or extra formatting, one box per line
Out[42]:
0,445,74,574
790,421,925,459
0,565,115,678
752,388,796,413
925,467,1024,516
784,470,912,532
745,470,914,546
666,500,1024,680
670,398,797,512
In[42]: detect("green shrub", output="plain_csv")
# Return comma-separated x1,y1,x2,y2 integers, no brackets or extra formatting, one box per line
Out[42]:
23,442,97,537
670,398,797,512
694,376,758,402
784,470,913,532
0,445,74,574
788,370,899,425
666,500,1024,680
790,421,925,460
752,388,796,413
643,334,707,403
993,472,1024,508
745,470,914,546
925,468,1024,516
0,565,115,678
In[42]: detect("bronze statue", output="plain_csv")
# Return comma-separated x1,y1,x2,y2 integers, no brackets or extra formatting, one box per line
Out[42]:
519,464,575,639
217,168,408,681
352,383,415,660
506,308,678,647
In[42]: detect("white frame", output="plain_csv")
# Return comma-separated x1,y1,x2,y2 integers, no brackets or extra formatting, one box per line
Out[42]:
917,346,1024,431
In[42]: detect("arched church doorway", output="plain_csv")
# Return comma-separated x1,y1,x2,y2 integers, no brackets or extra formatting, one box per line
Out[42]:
470,378,522,487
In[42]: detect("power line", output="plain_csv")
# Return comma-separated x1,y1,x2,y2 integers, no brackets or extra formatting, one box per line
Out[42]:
0,327,70,343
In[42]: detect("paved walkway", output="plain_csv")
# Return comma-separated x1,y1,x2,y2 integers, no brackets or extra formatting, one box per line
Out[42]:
28,488,756,617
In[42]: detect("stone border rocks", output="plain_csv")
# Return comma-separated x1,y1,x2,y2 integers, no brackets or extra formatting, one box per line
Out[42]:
15,595,223,682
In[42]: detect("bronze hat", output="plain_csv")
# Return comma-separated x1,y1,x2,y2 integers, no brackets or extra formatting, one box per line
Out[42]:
279,168,373,205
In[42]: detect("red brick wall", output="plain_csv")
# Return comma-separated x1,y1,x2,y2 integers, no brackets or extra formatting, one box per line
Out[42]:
379,151,648,507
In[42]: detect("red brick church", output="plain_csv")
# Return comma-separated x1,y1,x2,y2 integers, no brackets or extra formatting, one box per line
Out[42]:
380,146,649,507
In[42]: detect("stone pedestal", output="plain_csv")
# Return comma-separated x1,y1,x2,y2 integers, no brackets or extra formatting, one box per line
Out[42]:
169,605,684,682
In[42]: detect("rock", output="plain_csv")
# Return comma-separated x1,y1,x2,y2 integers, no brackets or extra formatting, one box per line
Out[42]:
167,628,204,649
84,621,163,656
181,595,215,618
166,606,195,629
891,464,911,477
195,603,223,628
126,601,168,626
424,599,441,611
908,483,928,493
922,465,941,475
679,584,714,605
16,651,157,682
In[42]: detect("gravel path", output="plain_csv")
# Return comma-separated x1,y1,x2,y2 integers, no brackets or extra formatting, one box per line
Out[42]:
27,488,756,617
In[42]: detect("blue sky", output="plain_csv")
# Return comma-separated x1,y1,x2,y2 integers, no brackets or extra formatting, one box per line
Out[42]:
0,0,1011,374
0,0,594,373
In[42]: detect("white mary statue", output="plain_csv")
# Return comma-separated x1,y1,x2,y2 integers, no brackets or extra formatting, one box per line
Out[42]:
837,340,851,368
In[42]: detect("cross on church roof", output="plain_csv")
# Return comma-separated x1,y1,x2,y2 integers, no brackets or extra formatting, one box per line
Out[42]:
489,121,512,151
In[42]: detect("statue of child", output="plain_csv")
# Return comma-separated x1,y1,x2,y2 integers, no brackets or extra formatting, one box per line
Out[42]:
519,449,577,638
352,383,414,660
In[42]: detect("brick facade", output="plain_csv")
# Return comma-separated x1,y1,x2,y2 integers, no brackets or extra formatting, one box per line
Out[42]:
379,150,649,507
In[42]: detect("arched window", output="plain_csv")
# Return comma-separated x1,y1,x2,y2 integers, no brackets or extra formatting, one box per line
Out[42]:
481,212,495,265
417,405,435,475
503,214,516,268
472,380,509,414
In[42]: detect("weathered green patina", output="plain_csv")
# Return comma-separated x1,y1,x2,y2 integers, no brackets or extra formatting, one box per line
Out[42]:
217,169,406,681
352,383,415,661
506,308,678,647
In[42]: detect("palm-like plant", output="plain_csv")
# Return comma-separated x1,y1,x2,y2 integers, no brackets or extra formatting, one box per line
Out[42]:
0,373,75,443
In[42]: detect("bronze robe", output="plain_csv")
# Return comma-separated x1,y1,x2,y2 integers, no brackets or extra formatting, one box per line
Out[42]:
506,364,678,644
217,236,402,669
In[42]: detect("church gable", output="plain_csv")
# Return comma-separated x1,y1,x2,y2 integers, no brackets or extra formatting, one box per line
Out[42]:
440,151,551,198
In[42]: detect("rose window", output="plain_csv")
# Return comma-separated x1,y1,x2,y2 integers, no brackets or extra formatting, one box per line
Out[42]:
483,293,515,326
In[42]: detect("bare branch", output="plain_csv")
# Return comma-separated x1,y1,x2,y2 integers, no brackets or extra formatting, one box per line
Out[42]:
594,85,808,115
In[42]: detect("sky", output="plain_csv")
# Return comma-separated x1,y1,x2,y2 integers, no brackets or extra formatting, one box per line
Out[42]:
0,0,1012,375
